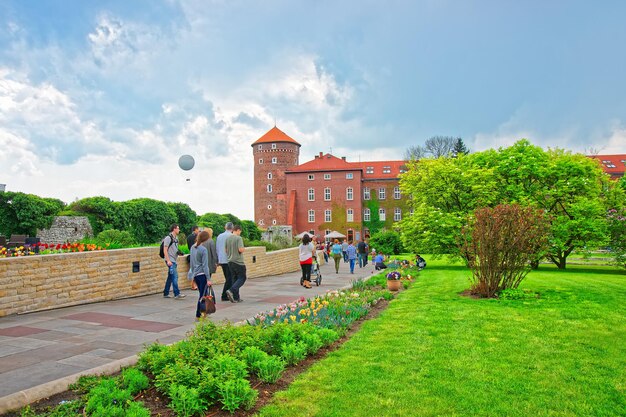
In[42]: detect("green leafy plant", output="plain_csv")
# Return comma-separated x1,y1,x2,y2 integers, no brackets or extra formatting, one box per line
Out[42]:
300,332,323,355
211,354,249,381
120,368,149,395
84,378,133,416
95,229,136,248
217,378,258,413
256,356,286,383
280,341,307,366
168,384,206,417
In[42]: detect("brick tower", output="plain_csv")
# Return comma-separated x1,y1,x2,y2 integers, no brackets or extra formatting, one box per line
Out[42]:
251,126,301,228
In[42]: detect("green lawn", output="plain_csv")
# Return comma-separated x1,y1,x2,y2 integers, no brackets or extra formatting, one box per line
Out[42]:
257,260,626,416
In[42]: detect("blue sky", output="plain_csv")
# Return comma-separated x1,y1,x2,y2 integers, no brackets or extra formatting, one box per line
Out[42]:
1,0,625,220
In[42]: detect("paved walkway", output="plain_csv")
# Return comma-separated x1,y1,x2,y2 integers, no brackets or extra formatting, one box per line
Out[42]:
0,259,377,414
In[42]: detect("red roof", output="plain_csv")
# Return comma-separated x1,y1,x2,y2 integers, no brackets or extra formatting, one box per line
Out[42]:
286,152,407,178
587,154,626,178
286,153,353,173
251,126,301,146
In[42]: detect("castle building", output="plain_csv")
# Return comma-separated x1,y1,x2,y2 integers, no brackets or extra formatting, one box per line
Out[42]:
252,126,409,241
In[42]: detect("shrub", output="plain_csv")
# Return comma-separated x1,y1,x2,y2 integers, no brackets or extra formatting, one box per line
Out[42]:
300,332,323,355
120,368,149,395
280,341,307,365
210,354,248,381
84,379,132,416
168,384,206,417
369,230,404,255
96,229,136,248
217,378,258,413
242,346,269,371
256,355,286,383
459,204,549,298
154,362,201,394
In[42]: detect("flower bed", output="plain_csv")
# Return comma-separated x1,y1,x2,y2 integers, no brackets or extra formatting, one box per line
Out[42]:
0,242,107,257
15,274,402,416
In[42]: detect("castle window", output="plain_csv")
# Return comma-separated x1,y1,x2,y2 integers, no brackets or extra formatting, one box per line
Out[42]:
325,209,332,222
366,166,374,174
267,184,272,193
258,145,263,150
364,208,371,221
272,219,277,225
324,187,331,201
308,174,315,180
267,204,272,210
346,173,353,179
324,173,331,180
383,166,391,174
379,188,386,200
363,187,370,200
259,219,264,225
267,173,272,179
346,187,353,201
308,188,315,201
308,209,315,223
394,208,402,221
394,186,401,199
271,157,277,164
271,143,277,149
347,208,354,222
259,159,263,164
379,208,386,221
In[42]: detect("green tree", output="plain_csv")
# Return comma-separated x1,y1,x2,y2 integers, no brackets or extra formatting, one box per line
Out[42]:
0,192,65,236
452,137,470,157
369,230,404,255
241,220,262,240
122,198,178,244
69,196,118,235
198,212,229,234
167,202,198,236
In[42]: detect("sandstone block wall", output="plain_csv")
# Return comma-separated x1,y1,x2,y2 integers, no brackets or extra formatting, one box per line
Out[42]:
0,246,323,317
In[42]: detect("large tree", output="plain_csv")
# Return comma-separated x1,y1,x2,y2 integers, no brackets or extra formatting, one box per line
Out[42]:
400,140,611,268
404,135,459,160
0,192,65,237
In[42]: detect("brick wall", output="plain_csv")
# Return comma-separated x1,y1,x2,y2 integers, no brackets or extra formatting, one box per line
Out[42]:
37,216,94,244
0,246,323,317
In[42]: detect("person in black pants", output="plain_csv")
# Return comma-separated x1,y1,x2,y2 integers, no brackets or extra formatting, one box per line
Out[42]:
224,225,247,303
215,222,234,301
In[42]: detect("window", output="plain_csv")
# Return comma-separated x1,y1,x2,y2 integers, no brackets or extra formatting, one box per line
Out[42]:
366,166,374,174
259,159,263,164
363,187,370,200
267,204,272,209
347,187,353,201
267,184,272,193
394,208,402,221
271,157,277,164
259,219,264,225
308,174,315,180
272,219,277,225
346,173,353,179
379,208,386,221
379,188,386,200
324,173,331,180
324,187,331,201
325,209,332,222
347,208,354,222
308,209,315,223
394,186,401,199
258,145,263,150
364,208,371,222
308,188,315,201
267,173,272,179
383,166,391,174
271,143,277,149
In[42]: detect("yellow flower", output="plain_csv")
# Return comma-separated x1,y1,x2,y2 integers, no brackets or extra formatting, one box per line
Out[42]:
290,315,297,322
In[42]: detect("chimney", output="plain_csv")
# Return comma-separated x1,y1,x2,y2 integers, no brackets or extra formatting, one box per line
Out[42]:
341,156,346,161
319,152,323,158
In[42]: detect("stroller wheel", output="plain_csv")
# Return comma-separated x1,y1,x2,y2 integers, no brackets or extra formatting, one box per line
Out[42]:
316,275,322,286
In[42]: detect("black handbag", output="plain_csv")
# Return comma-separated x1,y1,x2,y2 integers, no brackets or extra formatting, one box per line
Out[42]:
199,284,216,315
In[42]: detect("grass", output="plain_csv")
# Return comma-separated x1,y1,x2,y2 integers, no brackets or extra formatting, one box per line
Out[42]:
257,259,626,416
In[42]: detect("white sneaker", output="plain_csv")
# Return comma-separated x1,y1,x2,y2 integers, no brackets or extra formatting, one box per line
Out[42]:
174,294,186,299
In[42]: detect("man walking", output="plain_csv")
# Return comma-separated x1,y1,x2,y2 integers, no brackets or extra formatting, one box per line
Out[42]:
225,225,246,303
216,222,234,302
163,224,186,299
341,240,349,263
357,238,368,268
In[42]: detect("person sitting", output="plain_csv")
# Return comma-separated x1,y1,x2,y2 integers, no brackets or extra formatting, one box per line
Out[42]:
374,253,387,270
416,254,427,270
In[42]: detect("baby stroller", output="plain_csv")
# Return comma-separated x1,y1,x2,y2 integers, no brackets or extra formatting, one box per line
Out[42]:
301,256,323,287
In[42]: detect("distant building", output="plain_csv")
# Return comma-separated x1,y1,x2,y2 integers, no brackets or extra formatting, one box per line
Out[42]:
587,154,626,179
0,184,5,192
252,127,408,241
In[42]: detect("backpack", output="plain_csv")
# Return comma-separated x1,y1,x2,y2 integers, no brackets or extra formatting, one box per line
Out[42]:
159,234,173,259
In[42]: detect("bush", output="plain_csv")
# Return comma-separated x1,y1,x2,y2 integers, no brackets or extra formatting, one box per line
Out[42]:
217,378,258,413
120,368,149,395
369,230,404,255
459,204,549,298
168,384,206,417
280,341,307,365
96,229,136,248
256,355,286,383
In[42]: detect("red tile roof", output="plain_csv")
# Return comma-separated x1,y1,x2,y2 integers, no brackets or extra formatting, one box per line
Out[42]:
251,126,301,146
588,154,626,178
286,152,407,178
354,160,408,179
286,153,354,172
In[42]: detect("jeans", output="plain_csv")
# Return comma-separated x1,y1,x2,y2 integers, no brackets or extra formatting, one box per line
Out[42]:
358,253,367,267
349,258,356,273
342,251,348,262
220,263,233,301
163,262,180,297
194,274,208,318
228,262,247,301
301,263,312,283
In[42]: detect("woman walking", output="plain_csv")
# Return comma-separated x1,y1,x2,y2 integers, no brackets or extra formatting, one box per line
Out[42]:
188,231,213,320
331,239,343,274
299,234,315,288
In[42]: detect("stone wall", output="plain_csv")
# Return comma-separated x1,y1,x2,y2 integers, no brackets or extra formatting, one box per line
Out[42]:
37,216,93,244
0,246,323,317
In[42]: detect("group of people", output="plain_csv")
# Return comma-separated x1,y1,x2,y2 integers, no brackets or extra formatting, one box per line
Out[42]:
161,222,248,320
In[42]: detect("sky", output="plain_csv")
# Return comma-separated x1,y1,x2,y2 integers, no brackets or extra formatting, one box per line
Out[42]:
1,0,625,220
